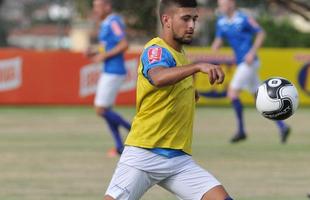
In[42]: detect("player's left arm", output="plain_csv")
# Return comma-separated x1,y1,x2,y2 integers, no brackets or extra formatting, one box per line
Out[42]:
245,16,266,64
103,38,129,59
91,38,129,63
91,18,129,63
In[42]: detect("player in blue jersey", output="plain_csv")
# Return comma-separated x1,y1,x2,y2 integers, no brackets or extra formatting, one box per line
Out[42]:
87,0,131,157
211,0,290,143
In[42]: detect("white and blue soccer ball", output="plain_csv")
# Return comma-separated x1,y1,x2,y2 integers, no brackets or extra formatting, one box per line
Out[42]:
256,77,299,120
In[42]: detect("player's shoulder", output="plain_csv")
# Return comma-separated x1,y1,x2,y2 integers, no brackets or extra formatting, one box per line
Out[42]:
142,45,171,59
236,10,248,18
103,13,124,25
110,13,123,21
216,14,226,25
236,10,255,22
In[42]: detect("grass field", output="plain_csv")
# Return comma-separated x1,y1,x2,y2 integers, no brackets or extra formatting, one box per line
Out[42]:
0,106,309,200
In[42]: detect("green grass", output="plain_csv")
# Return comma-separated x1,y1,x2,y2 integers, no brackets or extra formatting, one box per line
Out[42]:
0,106,309,200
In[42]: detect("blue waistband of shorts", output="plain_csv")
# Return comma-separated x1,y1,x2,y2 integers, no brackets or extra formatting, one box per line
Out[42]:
147,148,187,158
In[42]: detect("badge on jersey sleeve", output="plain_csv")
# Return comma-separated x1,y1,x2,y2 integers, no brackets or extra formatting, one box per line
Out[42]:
111,21,123,36
147,47,162,64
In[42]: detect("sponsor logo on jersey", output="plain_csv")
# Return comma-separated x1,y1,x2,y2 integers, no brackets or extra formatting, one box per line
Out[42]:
0,57,22,92
148,47,162,64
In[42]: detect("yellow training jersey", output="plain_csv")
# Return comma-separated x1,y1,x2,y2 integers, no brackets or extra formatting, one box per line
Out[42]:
125,37,195,155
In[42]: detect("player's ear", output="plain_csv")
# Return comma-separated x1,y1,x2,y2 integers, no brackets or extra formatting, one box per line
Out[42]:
162,14,171,28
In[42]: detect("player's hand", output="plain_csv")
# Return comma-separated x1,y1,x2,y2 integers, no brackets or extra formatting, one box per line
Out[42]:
245,51,255,65
197,63,225,85
84,47,97,58
91,53,106,63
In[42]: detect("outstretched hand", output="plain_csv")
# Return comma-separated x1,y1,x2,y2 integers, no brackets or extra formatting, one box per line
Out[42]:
197,63,225,85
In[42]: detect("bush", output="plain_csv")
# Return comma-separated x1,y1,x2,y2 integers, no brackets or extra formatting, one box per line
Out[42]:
258,17,310,47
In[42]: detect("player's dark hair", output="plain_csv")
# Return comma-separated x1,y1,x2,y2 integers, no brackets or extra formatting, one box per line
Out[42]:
159,0,197,20
102,0,112,4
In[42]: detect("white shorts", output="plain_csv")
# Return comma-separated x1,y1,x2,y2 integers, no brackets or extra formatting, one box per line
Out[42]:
230,60,261,94
105,146,221,200
94,73,126,107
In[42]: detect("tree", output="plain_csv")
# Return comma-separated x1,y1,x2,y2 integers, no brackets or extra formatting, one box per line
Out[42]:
0,0,8,46
269,0,310,21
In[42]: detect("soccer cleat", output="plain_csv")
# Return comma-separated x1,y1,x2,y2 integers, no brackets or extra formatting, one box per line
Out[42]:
281,126,291,144
230,133,247,143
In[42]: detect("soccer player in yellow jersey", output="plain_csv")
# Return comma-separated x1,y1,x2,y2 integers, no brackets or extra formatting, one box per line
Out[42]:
104,0,233,199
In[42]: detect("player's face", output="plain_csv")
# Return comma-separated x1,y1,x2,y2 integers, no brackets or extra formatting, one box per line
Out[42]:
93,0,109,19
217,0,235,15
170,7,198,45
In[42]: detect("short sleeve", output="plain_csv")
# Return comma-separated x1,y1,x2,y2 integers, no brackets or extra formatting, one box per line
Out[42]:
110,18,126,42
215,19,224,39
244,15,262,34
98,23,109,42
141,45,176,82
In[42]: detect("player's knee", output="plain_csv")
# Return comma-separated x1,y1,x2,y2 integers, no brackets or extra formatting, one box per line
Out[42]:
95,106,108,116
227,88,239,100
103,195,115,200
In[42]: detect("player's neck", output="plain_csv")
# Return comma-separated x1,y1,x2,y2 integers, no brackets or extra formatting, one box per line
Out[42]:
162,36,182,52
100,12,112,21
226,9,235,19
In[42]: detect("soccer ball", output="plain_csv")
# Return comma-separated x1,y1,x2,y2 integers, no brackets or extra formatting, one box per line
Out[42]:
256,77,299,120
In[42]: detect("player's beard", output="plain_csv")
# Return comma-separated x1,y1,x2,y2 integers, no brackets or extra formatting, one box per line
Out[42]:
173,33,193,45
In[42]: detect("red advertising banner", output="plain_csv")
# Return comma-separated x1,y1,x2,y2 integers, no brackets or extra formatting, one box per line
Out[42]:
0,49,140,105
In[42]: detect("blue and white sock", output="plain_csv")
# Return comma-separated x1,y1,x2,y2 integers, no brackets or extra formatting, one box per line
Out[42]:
232,98,245,135
104,110,131,130
275,120,287,133
102,112,124,152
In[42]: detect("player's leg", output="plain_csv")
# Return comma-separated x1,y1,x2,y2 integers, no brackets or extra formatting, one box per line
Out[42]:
104,146,162,200
104,162,153,200
94,73,130,155
201,186,232,200
248,64,291,144
95,73,131,130
158,156,233,200
227,87,245,143
228,63,249,143
95,106,124,156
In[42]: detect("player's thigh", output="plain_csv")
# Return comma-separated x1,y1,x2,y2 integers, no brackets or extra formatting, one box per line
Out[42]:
230,62,258,91
94,74,125,107
105,162,153,200
247,61,261,94
158,159,222,200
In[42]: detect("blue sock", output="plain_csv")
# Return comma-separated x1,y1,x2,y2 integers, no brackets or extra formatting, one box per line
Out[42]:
102,113,124,152
275,120,287,133
232,98,245,134
104,110,131,130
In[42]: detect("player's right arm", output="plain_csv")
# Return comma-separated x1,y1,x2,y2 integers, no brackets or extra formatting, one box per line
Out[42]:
149,63,224,87
142,46,224,88
211,18,224,52
211,37,223,52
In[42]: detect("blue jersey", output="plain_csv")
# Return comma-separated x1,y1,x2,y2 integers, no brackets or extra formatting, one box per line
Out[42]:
98,13,126,75
215,11,262,64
